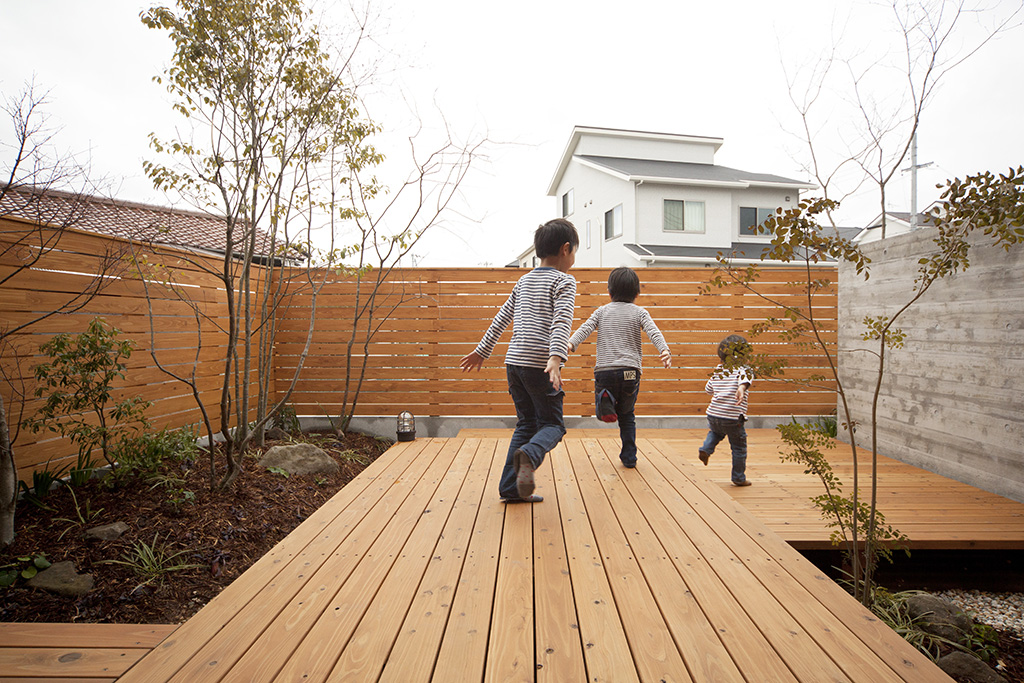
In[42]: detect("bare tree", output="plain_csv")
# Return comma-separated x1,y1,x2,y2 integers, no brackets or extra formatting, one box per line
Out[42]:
765,0,1023,603
0,82,118,545
332,123,487,434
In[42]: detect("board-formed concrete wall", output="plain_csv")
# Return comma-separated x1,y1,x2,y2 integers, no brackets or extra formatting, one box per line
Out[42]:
837,227,1024,503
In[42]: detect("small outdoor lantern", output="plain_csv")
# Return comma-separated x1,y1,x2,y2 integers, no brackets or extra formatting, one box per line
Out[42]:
396,411,416,442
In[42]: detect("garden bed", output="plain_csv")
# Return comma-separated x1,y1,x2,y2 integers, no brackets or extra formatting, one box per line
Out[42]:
1,431,389,625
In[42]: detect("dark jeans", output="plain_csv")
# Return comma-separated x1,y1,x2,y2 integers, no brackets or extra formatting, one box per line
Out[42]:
702,415,748,483
499,364,566,499
595,368,640,466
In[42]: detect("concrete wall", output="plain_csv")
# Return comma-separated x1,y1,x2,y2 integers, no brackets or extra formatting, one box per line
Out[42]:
837,227,1024,503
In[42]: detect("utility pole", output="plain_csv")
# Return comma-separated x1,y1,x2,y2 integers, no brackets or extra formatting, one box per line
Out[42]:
903,132,934,230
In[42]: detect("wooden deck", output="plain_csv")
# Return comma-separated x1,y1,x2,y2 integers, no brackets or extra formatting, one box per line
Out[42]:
653,427,1024,550
89,434,946,682
461,428,1024,550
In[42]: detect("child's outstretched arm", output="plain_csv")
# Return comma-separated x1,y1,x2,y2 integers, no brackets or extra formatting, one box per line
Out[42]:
568,309,599,353
735,382,749,403
659,349,672,368
461,287,517,372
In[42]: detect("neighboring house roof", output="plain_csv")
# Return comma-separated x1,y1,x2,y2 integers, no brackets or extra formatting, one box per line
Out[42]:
852,206,938,244
0,185,284,260
547,126,725,196
833,226,863,242
624,239,843,266
577,155,816,190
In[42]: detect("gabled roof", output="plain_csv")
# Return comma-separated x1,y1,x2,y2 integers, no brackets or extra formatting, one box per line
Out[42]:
547,126,725,196
577,156,816,190
0,185,279,259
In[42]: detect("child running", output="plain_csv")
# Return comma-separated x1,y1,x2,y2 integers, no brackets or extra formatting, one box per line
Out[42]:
568,267,671,468
459,218,579,502
699,334,753,486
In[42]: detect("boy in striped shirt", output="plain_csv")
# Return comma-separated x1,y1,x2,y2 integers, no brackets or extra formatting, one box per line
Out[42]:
568,267,671,468
459,218,579,503
699,334,753,486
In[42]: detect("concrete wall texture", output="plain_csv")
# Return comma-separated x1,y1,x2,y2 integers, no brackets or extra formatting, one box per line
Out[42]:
837,227,1024,503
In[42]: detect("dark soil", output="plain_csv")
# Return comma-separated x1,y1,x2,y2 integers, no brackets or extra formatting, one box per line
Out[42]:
3,438,1022,681
1,430,390,625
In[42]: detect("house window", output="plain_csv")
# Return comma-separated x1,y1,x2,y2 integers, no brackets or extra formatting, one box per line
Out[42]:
740,207,777,236
604,205,622,240
561,189,574,217
664,199,705,233
586,219,591,249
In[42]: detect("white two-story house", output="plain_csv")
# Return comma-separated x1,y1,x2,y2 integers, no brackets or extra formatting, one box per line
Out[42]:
522,126,817,268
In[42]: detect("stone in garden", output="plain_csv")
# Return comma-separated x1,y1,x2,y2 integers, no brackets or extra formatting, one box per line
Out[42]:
26,561,94,597
259,443,339,476
85,521,130,541
906,593,975,643
265,426,289,441
936,651,1007,683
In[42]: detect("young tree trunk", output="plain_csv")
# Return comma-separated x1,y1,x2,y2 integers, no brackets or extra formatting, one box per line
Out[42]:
1,392,17,546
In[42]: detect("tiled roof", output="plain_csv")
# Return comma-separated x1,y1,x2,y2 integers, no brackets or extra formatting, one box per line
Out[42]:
0,185,276,257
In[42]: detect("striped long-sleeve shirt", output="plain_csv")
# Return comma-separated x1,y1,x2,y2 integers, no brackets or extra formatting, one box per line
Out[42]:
474,267,577,369
568,301,670,371
705,365,753,419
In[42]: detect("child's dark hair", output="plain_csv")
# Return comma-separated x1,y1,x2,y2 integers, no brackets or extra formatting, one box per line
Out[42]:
608,267,640,302
717,334,751,362
535,218,579,258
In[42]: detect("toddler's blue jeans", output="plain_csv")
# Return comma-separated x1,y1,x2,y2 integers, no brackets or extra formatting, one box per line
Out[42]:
702,415,748,484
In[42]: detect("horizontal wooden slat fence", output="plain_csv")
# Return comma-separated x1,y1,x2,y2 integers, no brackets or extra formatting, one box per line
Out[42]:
1,220,263,482
2,220,836,483
275,267,837,419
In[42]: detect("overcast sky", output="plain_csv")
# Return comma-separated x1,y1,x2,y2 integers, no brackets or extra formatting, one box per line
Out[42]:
2,0,1021,266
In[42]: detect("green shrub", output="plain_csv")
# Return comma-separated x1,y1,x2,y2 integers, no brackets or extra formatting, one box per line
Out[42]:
23,318,150,468
109,425,199,483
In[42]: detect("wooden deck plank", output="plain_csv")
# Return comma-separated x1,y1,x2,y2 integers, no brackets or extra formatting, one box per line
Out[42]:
595,436,855,683
485,477,535,683
0,624,176,649
532,448,588,683
0,648,145,679
639,438,898,682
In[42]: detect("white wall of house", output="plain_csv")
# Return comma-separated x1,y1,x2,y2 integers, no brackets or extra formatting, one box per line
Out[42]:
635,185,793,250
575,133,718,164
559,160,636,268
729,187,795,241
637,183,733,249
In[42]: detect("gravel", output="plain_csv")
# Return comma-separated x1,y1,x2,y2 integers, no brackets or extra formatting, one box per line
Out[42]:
935,589,1024,638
